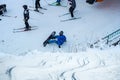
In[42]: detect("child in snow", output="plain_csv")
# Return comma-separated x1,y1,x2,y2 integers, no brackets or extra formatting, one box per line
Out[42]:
23,5,31,31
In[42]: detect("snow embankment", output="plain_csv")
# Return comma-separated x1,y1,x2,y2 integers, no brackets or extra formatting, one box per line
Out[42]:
0,46,120,80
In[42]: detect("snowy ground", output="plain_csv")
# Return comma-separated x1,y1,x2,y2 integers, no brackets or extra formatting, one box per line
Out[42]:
0,0,120,80
0,47,120,80
0,0,120,54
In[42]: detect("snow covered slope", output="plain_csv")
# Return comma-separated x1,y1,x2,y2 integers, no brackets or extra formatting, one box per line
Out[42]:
0,47,120,80
0,0,120,80
0,0,120,54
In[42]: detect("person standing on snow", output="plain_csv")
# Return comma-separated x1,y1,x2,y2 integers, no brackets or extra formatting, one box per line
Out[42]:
47,31,66,48
68,0,76,18
23,5,31,31
35,0,42,11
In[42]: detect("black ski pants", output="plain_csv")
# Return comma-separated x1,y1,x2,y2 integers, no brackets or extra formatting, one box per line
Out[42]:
69,7,75,17
35,1,40,10
24,19,30,29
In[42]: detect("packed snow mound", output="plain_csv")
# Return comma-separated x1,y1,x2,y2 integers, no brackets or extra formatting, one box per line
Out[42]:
0,0,120,54
0,47,120,80
0,0,120,80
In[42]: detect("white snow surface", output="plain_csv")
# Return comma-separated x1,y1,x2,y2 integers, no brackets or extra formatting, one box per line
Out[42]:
0,0,120,80
0,0,120,54
0,47,120,80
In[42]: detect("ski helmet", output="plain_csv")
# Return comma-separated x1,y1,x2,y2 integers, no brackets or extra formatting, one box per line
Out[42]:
59,31,64,35
23,5,27,9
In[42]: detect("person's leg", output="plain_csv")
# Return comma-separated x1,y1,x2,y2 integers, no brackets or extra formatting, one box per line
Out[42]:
49,40,61,48
56,41,62,48
43,39,56,47
69,7,74,17
69,7,73,17
48,40,57,44
25,20,30,30
35,1,39,11
38,1,42,8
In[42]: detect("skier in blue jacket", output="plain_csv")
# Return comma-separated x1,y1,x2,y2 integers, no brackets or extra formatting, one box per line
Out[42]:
48,31,66,48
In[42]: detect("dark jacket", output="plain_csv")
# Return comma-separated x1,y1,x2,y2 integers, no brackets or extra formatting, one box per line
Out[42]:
23,9,29,21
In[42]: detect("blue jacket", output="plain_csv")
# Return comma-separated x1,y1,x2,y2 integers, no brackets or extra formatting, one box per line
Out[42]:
56,35,66,46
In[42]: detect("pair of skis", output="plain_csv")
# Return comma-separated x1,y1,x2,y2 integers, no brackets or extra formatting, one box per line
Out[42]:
48,2,67,7
48,4,67,7
29,6,47,14
13,26,38,33
29,6,47,10
29,9,44,14
1,14,17,18
0,15,17,21
59,10,81,22
60,17,81,22
59,10,78,17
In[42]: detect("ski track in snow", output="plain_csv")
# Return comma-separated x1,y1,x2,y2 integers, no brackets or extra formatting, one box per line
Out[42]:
0,0,120,54
1,49,120,80
0,0,120,80
5,66,16,80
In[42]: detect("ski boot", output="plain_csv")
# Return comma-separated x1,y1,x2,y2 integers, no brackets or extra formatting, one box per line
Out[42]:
56,2,61,6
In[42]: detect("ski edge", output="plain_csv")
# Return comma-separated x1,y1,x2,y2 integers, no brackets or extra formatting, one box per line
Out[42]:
60,17,81,22
29,9,44,14
48,4,67,7
13,27,38,33
29,6,47,10
13,26,38,30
